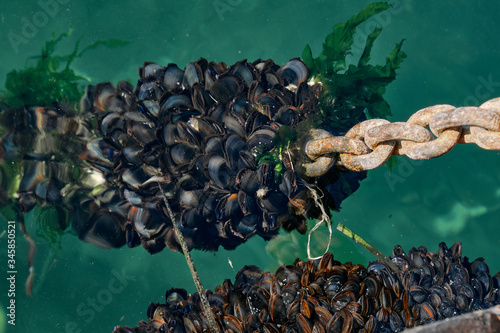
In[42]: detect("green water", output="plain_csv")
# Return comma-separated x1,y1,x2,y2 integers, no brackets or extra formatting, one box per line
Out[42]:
0,0,499,332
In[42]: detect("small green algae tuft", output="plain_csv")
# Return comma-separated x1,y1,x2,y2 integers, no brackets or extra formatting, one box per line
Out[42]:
256,125,297,182
0,30,130,109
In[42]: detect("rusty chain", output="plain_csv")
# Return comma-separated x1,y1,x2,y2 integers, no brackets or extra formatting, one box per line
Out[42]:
303,97,500,176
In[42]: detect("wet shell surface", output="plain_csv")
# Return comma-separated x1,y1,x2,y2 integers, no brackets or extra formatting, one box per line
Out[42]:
0,57,366,254
112,242,500,333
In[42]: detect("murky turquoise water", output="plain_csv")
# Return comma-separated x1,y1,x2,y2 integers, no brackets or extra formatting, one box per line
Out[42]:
0,1,499,332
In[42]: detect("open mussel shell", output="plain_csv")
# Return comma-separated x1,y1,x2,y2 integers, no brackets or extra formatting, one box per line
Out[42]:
237,190,258,216
274,106,299,126
99,112,126,136
277,58,309,86
215,193,241,221
196,189,225,221
191,83,215,113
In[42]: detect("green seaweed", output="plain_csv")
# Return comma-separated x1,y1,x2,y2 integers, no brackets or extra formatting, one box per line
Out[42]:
259,3,405,179
302,2,406,130
256,126,297,182
0,30,130,109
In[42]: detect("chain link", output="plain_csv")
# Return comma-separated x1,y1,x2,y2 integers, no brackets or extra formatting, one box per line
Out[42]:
304,97,500,176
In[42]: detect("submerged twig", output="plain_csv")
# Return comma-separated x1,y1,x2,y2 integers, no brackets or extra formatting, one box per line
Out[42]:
157,183,219,333
337,222,400,273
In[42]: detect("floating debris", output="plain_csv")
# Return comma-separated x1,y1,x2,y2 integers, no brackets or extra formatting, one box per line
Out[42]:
113,242,500,333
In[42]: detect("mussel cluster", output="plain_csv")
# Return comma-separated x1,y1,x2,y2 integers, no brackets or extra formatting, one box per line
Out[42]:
0,104,92,229
1,57,365,253
113,242,500,333
80,57,324,253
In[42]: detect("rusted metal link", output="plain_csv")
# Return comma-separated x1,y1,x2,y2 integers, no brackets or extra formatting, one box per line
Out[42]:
303,97,500,176
306,137,369,160
401,104,462,160
302,129,336,177
429,107,500,135
365,122,434,150
470,98,500,149
339,119,396,172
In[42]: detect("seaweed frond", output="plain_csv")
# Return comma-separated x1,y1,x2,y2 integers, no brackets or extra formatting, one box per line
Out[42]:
302,2,406,132
0,30,130,109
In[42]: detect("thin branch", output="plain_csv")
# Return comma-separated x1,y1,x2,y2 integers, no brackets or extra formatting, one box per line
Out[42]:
157,183,219,333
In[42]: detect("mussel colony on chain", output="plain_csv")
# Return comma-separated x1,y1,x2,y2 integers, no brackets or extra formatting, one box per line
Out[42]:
0,57,366,254
112,243,500,333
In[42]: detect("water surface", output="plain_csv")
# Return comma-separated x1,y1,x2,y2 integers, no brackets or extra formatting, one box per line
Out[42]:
0,1,499,332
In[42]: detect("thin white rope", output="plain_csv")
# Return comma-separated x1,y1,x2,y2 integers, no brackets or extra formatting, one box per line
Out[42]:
302,181,332,260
